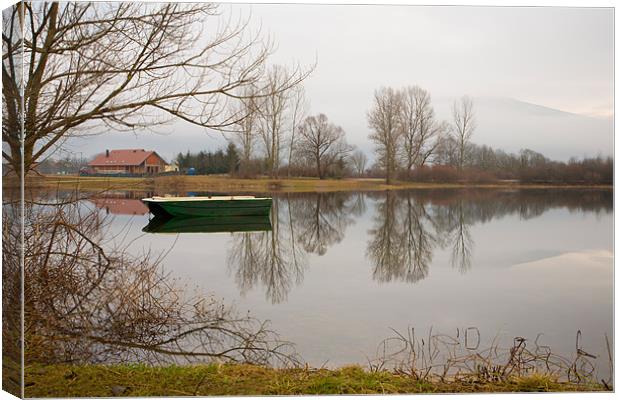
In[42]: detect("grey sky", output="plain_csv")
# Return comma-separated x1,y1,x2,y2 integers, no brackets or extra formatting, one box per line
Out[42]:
248,4,612,114
64,4,613,162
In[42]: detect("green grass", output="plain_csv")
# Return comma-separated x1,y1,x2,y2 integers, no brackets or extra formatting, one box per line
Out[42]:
24,363,607,397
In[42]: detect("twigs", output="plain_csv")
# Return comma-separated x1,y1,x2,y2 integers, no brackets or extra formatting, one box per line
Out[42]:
7,193,299,368
367,327,608,387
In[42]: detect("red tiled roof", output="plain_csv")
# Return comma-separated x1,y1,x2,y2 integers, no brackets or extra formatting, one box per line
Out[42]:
88,149,162,166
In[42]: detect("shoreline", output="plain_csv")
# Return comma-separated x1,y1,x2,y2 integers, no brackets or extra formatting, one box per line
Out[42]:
12,175,614,194
24,363,607,397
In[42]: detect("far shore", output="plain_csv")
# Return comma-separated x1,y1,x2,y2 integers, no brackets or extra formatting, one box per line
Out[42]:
7,174,614,194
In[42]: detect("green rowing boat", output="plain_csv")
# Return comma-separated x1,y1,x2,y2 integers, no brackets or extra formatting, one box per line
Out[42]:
142,196,272,217
142,215,272,234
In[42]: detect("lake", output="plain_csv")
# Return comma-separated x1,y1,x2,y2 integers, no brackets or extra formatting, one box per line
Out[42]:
83,188,612,375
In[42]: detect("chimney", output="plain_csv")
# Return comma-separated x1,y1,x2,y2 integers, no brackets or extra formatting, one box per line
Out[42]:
106,149,110,157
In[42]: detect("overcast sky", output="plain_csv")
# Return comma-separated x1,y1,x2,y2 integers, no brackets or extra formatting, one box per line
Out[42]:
63,4,613,162
247,4,613,114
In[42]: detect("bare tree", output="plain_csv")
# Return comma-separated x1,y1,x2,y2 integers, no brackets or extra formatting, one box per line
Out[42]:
351,149,368,176
399,86,447,170
257,65,302,177
2,2,309,173
296,114,352,179
451,96,476,169
230,86,260,170
434,133,459,167
399,86,425,171
286,86,308,176
9,194,298,366
367,87,403,184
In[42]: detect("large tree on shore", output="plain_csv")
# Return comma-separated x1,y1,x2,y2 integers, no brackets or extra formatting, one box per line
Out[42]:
296,113,351,179
399,86,446,170
2,2,308,173
367,87,402,184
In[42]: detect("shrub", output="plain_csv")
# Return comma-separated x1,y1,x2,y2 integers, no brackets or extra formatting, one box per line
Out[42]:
400,165,499,184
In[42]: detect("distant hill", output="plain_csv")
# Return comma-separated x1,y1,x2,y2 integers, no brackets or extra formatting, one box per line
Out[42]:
433,96,613,161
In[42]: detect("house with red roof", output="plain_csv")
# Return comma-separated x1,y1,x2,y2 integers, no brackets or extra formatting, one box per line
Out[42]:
88,149,167,175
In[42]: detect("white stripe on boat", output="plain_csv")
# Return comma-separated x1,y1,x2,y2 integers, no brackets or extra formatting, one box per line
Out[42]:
142,196,271,202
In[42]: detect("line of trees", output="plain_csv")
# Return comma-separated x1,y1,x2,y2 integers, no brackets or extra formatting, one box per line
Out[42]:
367,86,612,185
367,86,474,184
229,67,311,178
228,70,361,179
176,143,240,175
35,155,88,175
407,139,613,185
5,3,609,185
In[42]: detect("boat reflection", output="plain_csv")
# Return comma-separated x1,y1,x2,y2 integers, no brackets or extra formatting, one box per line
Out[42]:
142,215,272,234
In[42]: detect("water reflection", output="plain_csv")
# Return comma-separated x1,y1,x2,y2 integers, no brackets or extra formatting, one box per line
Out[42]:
143,215,272,233
133,189,611,302
366,189,611,282
228,198,308,304
87,190,155,215
435,198,474,273
290,192,361,255
367,192,436,283
14,193,295,368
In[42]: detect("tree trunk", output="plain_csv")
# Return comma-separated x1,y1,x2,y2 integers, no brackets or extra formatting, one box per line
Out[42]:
316,157,323,179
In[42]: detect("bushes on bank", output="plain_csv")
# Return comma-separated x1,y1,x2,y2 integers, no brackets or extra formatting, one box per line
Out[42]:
399,166,497,184
396,156,612,185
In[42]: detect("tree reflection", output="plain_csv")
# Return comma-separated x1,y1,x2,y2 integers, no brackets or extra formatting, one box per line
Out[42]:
227,192,363,303
228,198,307,304
367,192,406,282
447,201,474,273
366,189,610,283
227,188,610,295
402,197,435,281
367,192,436,283
291,192,356,255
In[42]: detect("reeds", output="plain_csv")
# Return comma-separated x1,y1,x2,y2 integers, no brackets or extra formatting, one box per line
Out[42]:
367,327,612,389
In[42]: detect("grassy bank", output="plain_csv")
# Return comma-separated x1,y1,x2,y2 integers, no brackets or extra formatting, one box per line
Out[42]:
24,364,606,397
18,174,614,194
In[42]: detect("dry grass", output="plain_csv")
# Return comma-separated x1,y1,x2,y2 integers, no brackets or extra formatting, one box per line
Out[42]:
22,327,612,396
367,327,612,391
18,174,614,194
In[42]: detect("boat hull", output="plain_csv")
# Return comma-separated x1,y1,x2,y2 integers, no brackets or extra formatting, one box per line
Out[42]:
142,197,272,217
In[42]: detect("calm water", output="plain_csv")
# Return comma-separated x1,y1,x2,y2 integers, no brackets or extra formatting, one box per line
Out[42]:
88,189,613,371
